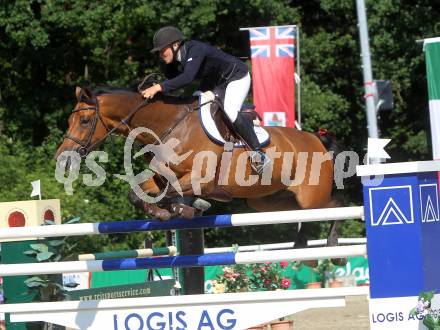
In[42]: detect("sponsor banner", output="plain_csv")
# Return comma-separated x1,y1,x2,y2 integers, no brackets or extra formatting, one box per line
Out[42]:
8,290,347,329
363,171,440,299
369,294,440,329
67,280,175,301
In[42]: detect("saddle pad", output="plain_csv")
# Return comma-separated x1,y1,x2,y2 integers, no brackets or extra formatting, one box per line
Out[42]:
198,91,270,147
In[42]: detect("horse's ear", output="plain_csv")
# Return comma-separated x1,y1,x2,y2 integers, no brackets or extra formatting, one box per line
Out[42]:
75,86,82,101
75,86,93,102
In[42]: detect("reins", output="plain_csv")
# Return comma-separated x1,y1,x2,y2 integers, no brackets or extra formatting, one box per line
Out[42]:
65,94,216,156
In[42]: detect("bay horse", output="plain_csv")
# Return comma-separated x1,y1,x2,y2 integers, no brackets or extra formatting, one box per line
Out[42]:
55,86,343,252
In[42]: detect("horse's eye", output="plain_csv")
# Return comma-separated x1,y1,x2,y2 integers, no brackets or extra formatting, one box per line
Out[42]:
80,116,90,126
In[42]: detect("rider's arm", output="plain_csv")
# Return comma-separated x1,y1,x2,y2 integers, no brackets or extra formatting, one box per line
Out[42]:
160,47,205,93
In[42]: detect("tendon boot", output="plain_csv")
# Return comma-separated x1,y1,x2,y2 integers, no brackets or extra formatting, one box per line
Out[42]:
232,113,271,174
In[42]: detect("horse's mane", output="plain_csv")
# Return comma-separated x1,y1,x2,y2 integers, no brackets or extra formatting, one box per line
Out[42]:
90,85,197,105
92,86,137,96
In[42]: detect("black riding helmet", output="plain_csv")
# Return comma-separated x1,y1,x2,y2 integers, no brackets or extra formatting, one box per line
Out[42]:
151,26,184,53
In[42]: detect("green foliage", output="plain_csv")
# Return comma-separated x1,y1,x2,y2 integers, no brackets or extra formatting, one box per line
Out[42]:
22,219,81,302
410,290,440,330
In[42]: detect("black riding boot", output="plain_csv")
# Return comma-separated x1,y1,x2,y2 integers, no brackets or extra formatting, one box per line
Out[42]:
232,113,271,174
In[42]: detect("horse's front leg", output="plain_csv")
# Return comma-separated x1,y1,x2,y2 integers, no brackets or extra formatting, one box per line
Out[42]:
163,174,214,219
128,177,172,221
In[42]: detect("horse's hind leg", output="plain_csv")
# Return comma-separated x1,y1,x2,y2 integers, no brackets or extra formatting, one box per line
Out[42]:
323,195,347,266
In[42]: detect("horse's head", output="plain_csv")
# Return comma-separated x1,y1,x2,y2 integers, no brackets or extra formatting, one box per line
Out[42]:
55,86,112,166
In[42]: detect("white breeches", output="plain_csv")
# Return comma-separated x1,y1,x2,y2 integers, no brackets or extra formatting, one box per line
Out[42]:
223,73,251,122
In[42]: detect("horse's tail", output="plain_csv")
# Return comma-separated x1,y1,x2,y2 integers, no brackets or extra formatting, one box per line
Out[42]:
315,128,346,202
314,128,343,161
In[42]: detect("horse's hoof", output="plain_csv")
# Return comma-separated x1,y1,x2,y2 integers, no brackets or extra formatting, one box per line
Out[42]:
156,209,171,221
171,203,195,219
142,203,171,221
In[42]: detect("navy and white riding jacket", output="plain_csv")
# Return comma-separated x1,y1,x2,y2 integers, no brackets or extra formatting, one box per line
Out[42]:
160,40,248,93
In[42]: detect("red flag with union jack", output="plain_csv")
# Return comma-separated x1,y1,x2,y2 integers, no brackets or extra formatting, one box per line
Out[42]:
249,26,296,127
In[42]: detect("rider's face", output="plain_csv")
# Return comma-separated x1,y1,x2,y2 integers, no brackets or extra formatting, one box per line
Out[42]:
160,46,174,64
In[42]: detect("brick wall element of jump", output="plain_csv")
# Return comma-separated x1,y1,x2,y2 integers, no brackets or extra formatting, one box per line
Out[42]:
0,206,364,241
0,245,367,277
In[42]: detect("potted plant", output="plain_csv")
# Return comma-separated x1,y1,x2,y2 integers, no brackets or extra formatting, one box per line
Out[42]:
248,261,291,292
215,264,249,293
270,319,294,330
317,259,343,288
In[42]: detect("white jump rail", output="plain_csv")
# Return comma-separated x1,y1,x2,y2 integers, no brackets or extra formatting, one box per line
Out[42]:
205,238,367,254
0,245,367,276
0,206,364,242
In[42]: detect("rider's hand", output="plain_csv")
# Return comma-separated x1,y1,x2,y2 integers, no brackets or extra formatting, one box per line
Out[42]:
141,84,162,99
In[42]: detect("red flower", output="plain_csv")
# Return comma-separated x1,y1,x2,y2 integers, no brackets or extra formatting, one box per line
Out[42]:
279,261,288,269
281,278,291,289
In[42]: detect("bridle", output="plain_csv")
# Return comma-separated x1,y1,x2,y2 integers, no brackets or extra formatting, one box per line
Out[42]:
64,96,150,158
64,91,215,158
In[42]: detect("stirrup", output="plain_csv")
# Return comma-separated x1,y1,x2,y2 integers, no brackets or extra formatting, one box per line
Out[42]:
249,151,271,174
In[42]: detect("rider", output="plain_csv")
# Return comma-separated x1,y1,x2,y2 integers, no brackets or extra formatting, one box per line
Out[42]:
141,26,271,174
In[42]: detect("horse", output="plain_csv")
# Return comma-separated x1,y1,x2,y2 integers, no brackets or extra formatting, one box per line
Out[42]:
55,86,343,253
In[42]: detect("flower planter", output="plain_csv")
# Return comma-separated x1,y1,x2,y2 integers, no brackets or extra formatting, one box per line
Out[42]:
328,279,343,288
270,320,294,329
306,281,322,289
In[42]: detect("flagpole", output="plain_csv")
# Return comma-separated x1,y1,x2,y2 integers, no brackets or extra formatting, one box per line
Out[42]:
296,26,301,128
355,0,380,142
